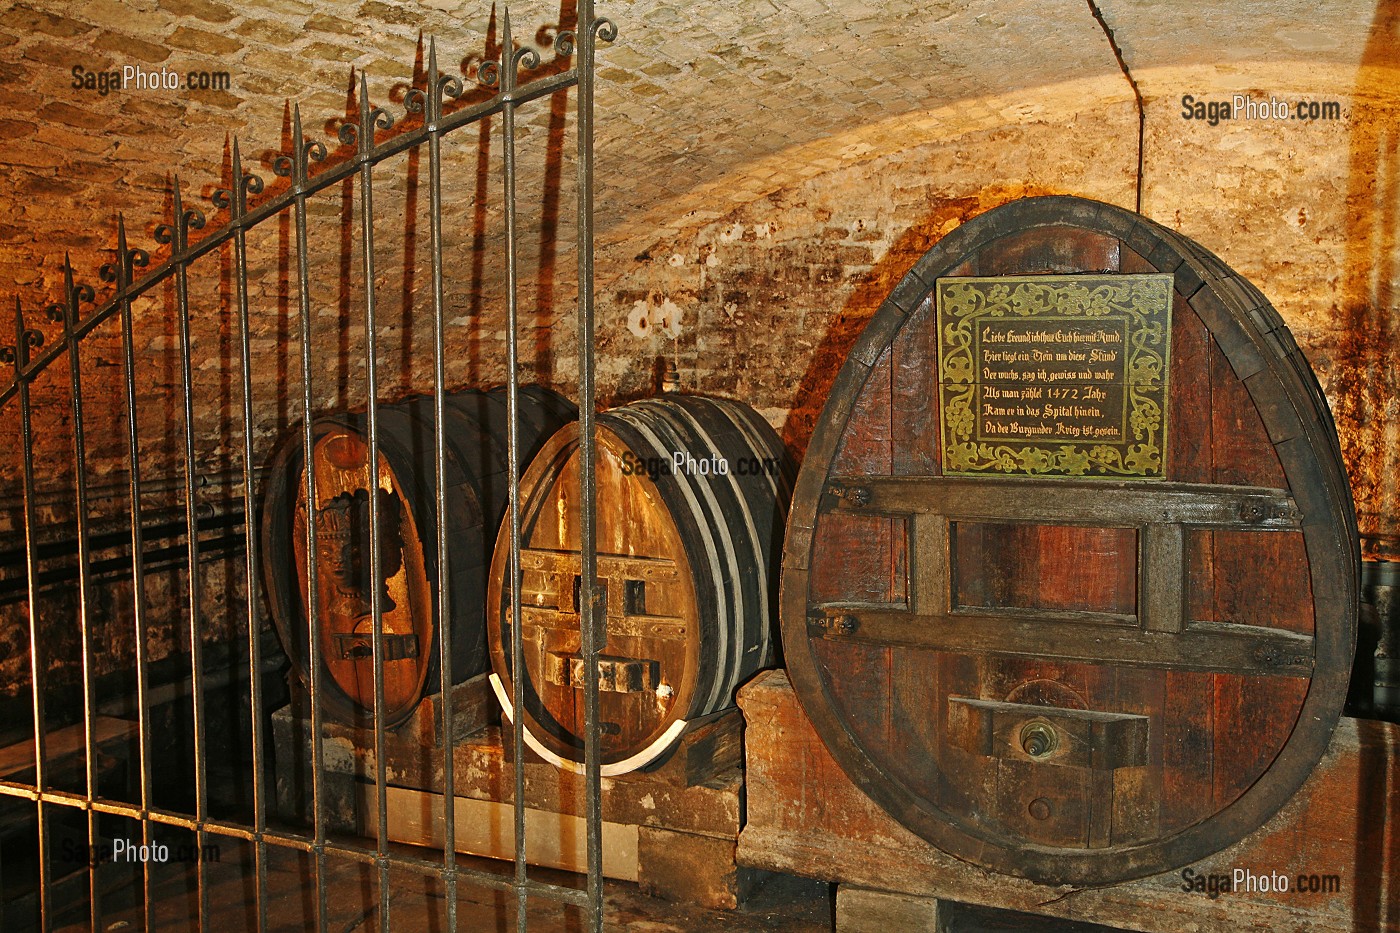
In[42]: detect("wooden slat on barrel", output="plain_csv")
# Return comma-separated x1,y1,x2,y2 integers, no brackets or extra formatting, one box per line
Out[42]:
1132,241,1227,832
812,347,896,757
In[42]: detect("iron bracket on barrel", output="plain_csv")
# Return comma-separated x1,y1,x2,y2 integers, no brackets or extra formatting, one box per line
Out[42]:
947,697,1149,771
334,631,419,661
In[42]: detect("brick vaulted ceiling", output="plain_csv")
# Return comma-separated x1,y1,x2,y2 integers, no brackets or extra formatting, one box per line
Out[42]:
0,0,1388,300
1,0,1398,543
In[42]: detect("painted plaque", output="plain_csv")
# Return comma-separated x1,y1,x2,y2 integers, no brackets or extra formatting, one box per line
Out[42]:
935,274,1172,479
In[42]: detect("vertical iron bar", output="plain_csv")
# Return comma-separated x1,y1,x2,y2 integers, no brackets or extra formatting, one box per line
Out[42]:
423,39,460,933
11,300,50,933
500,11,530,930
223,152,271,932
574,1,605,929
352,72,393,933
291,104,331,933
172,176,211,933
55,260,101,931
114,217,157,933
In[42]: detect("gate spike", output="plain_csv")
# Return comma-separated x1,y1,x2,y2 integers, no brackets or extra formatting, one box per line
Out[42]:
115,214,129,281
3,297,21,367
359,70,372,131
172,174,185,223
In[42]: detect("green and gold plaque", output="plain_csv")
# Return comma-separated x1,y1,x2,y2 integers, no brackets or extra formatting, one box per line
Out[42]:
935,274,1172,479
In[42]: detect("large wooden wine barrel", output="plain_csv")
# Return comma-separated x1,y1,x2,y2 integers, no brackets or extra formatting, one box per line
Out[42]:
487,394,792,774
261,386,575,728
781,195,1358,885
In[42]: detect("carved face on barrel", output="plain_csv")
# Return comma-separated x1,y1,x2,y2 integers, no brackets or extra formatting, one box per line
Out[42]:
313,488,404,619
291,427,432,720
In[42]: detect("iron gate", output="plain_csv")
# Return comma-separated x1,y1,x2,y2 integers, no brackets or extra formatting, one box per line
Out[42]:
0,2,615,929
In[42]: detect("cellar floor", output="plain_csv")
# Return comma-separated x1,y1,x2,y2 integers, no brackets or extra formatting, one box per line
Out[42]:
24,838,1135,931
44,842,835,932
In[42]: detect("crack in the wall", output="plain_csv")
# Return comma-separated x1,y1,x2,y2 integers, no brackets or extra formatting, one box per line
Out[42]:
1085,0,1145,213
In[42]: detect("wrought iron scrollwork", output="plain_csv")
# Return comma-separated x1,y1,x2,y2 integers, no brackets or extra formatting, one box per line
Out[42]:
99,245,149,284
438,72,464,102
3,303,43,366
155,181,208,248
305,138,328,167
342,75,397,150
406,39,464,121
276,107,330,183
551,14,614,61
514,45,542,73
476,59,500,88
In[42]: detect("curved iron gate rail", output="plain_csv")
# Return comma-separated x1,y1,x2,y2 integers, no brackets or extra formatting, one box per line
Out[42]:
0,3,614,931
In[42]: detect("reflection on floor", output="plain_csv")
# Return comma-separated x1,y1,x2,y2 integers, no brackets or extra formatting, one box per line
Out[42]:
42,840,833,933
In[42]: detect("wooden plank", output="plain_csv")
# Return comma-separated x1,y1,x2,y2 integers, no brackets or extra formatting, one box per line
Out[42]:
675,707,745,788
950,522,1137,615
637,826,760,910
809,608,1314,676
1161,670,1213,832
835,886,945,932
360,783,640,882
891,292,940,479
0,717,136,779
909,513,949,616
519,605,688,641
1141,523,1186,634
1204,332,1316,810
519,548,681,583
1035,525,1137,615
826,475,1301,531
888,644,948,805
974,224,1122,277
1103,665,1165,847
405,672,498,749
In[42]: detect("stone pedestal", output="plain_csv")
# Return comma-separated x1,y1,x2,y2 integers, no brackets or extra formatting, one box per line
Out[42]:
272,674,759,909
